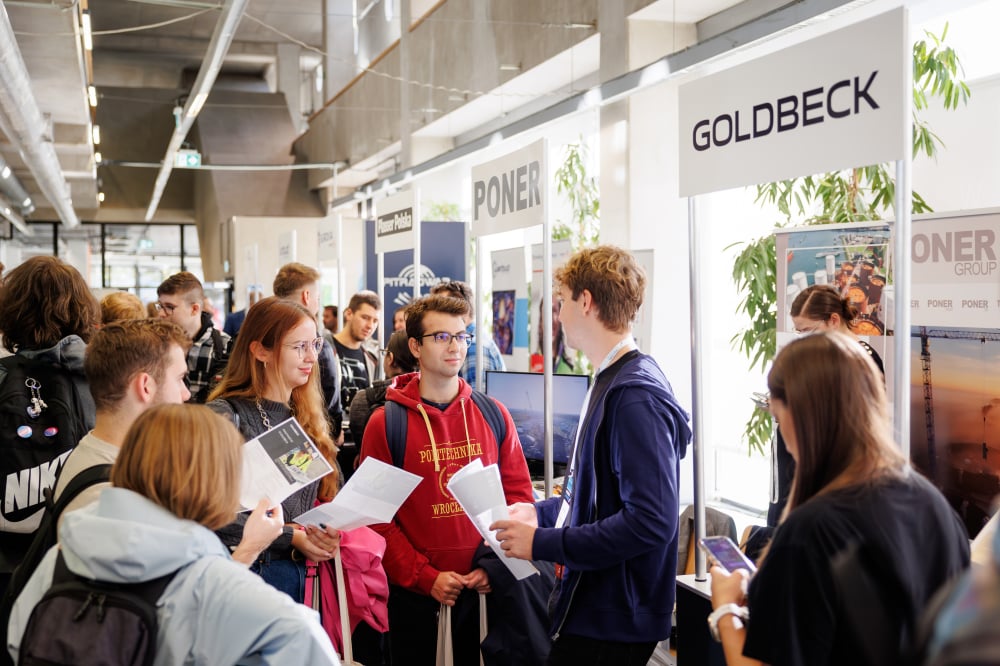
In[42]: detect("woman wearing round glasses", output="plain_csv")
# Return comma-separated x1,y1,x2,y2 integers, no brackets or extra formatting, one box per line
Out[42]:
207,296,341,601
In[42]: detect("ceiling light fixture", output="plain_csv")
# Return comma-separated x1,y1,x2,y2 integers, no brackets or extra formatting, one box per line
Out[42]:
87,85,97,107
97,191,105,203
94,151,102,163
91,124,100,145
81,10,93,51
0,166,9,179
499,63,521,72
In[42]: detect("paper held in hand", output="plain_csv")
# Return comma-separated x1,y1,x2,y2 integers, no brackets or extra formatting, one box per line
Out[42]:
294,456,422,531
447,459,539,580
239,417,334,510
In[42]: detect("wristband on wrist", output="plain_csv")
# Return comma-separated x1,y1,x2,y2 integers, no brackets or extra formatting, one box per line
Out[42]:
708,603,749,642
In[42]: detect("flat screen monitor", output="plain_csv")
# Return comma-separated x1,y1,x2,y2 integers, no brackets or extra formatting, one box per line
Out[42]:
484,370,590,466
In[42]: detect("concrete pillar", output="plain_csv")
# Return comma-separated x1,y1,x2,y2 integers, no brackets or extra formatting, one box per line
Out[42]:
276,43,303,133
599,1,630,248
322,0,356,103
399,0,412,170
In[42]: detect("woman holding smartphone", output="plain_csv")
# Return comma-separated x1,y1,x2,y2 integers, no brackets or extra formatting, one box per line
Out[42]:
710,332,968,666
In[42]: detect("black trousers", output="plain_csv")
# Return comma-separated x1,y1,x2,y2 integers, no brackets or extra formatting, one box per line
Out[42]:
547,634,657,666
387,585,481,666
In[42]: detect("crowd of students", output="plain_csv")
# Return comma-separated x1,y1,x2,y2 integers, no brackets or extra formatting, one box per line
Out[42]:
0,248,989,666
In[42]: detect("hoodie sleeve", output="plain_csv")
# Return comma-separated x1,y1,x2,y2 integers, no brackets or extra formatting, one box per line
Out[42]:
359,407,439,595
532,386,683,570
494,399,535,505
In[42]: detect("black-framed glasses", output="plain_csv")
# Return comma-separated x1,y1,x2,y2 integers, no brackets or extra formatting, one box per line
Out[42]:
283,337,324,359
154,301,178,314
420,331,473,346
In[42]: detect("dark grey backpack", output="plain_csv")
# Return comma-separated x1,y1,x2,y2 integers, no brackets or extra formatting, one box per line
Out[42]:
16,552,177,666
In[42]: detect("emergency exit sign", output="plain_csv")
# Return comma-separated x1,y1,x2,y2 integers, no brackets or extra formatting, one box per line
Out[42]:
175,149,202,168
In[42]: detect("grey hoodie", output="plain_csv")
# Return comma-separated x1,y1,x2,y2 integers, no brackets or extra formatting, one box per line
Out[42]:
7,487,340,666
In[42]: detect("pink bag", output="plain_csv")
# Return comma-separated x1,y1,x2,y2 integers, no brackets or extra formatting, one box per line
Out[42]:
308,527,389,657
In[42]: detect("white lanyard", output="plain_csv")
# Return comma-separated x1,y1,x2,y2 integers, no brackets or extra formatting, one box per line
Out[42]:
554,336,636,528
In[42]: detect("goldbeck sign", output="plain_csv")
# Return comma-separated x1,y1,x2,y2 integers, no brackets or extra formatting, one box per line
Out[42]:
678,8,906,197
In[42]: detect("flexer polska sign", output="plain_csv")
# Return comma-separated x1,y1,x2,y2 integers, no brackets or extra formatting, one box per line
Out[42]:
678,8,906,197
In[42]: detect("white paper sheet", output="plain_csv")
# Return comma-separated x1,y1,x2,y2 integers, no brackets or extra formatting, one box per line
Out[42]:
239,417,333,510
294,456,422,531
447,460,538,580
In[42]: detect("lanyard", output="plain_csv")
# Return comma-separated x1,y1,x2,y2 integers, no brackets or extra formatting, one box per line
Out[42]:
555,336,636,529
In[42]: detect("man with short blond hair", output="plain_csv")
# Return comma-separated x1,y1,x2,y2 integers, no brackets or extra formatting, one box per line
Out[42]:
273,262,343,439
54,319,192,515
156,271,230,403
493,245,691,666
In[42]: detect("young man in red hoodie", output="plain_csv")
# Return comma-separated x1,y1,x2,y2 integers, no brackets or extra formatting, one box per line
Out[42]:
360,294,534,665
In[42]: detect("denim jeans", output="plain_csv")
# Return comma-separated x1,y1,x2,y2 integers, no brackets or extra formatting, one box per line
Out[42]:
250,552,305,602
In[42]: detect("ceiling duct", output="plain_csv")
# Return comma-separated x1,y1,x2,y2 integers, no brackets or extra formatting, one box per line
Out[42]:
0,3,79,228
144,0,250,222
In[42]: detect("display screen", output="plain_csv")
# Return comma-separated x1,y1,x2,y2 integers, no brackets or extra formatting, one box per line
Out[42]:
484,371,590,465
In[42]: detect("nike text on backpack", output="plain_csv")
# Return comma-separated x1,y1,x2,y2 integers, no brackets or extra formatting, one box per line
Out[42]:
0,355,89,537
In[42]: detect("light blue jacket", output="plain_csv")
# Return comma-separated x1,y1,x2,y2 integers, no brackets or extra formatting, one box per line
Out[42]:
7,487,340,666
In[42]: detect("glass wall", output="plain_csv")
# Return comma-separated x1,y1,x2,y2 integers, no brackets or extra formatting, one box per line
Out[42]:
0,222,202,308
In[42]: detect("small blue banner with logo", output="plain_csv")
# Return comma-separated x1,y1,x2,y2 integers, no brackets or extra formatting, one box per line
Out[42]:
365,220,467,314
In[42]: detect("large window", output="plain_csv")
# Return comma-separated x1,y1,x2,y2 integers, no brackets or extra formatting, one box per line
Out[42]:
0,222,202,307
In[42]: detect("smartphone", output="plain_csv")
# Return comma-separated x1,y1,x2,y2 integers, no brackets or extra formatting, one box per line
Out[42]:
699,536,757,573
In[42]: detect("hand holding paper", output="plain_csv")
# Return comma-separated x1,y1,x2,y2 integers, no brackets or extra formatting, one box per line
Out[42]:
446,459,538,580
491,519,536,560
294,456,421,530
239,417,334,510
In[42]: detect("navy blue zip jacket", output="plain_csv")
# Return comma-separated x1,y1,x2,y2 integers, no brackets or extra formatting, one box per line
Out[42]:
532,351,691,642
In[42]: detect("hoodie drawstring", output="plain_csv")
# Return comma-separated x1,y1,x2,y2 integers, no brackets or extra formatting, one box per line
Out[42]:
415,398,478,472
416,403,441,472
459,398,474,464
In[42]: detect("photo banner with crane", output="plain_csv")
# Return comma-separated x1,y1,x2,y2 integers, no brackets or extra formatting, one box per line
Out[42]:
776,210,1000,539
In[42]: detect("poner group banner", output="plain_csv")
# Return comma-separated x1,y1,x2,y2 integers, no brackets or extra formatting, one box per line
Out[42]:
775,210,1000,540
906,210,1000,540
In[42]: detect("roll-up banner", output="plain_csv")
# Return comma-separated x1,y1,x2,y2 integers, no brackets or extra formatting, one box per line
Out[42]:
364,220,467,311
491,247,529,371
678,8,906,197
775,211,1000,540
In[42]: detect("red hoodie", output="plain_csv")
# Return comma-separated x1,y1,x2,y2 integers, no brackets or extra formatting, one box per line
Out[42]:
359,372,534,595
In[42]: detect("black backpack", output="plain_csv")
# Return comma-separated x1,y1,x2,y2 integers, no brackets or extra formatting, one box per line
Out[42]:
0,355,89,538
0,464,112,666
384,390,507,468
16,552,177,666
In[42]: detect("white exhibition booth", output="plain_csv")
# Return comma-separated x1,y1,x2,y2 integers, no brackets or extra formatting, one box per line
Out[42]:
677,6,912,579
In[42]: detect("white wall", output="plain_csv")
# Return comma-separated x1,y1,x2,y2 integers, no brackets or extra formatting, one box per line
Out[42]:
912,73,1000,213
231,215,320,307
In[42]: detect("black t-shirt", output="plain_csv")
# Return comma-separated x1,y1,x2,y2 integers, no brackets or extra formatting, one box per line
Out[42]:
745,472,969,666
333,339,371,404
